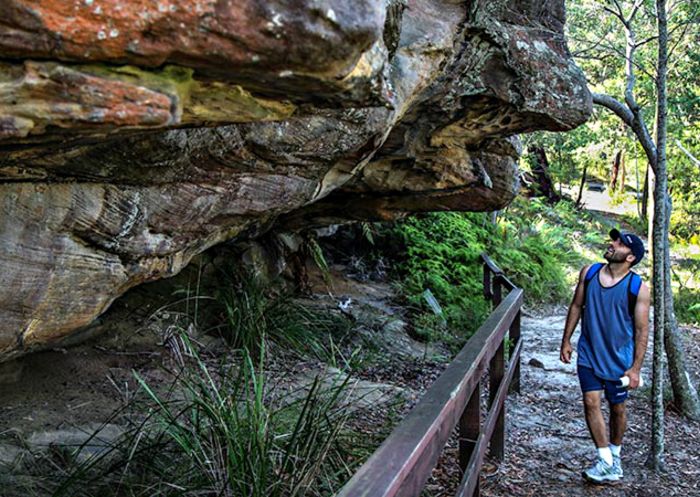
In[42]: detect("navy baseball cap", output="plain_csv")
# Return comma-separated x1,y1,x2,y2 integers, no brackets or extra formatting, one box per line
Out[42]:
610,229,645,266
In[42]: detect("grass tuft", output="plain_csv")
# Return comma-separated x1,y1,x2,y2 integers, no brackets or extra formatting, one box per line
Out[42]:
36,335,358,497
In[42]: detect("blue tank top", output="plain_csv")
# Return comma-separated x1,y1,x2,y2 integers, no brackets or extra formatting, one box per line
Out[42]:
577,267,635,380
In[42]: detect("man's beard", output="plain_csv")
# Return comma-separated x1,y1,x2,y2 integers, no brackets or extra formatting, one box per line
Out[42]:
604,248,628,263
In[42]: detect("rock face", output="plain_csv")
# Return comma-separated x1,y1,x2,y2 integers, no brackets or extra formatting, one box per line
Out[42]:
0,0,591,361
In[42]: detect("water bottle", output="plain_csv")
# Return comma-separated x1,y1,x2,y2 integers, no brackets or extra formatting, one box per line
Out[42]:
619,375,644,388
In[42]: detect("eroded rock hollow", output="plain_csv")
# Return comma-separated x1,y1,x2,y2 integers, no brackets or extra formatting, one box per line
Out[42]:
0,0,591,361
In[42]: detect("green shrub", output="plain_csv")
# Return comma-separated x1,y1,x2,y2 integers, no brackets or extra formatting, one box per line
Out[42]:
672,254,700,325
388,212,491,339
385,196,601,339
675,288,700,325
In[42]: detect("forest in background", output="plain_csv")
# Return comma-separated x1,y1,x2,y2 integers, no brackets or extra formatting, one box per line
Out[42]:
528,1,700,238
515,0,700,320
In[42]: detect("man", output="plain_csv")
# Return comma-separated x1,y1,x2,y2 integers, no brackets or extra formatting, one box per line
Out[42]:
560,229,650,484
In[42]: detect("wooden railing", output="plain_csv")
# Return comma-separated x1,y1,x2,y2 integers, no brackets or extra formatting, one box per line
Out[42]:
334,253,522,497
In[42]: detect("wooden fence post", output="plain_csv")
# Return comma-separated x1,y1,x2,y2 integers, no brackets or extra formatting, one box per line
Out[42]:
509,310,521,394
483,262,492,301
492,275,503,307
489,340,505,461
460,382,482,497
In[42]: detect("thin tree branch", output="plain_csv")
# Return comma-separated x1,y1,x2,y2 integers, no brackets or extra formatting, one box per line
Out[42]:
628,0,645,24
574,53,619,64
667,11,700,60
635,35,659,48
604,4,625,22
675,139,700,167
592,93,635,126
611,0,624,14
593,0,652,111
592,92,658,172
570,25,616,57
569,35,657,81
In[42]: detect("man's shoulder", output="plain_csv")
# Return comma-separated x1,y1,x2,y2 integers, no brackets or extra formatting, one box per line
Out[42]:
633,277,651,301
576,264,591,283
628,270,646,289
579,262,603,280
580,263,594,274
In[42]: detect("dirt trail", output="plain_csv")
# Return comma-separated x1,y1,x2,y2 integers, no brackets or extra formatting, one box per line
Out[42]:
481,308,700,497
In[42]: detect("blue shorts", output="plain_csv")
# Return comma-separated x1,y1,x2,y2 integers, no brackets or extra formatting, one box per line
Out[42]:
577,365,628,405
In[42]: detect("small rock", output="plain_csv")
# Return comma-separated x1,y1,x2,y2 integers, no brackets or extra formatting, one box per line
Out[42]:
282,367,407,412
383,319,406,334
0,444,26,471
27,424,124,463
528,357,546,369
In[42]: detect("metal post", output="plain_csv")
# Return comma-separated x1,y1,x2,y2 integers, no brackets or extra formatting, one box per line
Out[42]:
460,383,481,497
489,340,505,461
509,310,521,394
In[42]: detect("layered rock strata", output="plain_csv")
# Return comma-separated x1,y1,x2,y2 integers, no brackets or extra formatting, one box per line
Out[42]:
0,0,591,360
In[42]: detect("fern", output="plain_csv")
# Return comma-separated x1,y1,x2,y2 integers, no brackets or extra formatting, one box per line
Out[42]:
361,222,375,245
385,196,598,337
308,238,328,272
307,237,333,290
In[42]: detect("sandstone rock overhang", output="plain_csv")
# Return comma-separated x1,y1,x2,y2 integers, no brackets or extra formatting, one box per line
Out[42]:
0,0,592,361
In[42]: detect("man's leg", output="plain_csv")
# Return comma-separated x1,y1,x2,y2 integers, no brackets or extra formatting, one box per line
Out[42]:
583,390,609,448
609,401,627,446
608,400,626,478
578,367,618,482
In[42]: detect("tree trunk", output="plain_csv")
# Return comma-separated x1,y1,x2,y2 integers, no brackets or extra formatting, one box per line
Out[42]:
663,197,700,420
647,167,655,252
635,149,642,218
610,150,622,191
642,163,649,220
576,163,588,208
527,146,561,204
648,0,668,472
649,154,666,472
619,150,626,192
642,124,699,426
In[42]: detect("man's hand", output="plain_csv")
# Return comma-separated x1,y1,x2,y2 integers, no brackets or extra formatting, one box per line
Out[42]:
560,340,573,364
624,368,641,389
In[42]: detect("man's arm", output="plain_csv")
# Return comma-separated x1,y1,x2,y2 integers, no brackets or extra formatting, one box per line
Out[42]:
624,282,650,388
560,265,590,364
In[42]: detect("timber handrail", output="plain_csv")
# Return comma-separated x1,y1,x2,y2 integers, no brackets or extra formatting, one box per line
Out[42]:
482,253,516,298
334,253,523,497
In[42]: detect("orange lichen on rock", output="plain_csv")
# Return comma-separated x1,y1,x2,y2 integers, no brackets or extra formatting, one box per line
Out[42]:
0,61,296,142
0,0,384,77
0,61,173,138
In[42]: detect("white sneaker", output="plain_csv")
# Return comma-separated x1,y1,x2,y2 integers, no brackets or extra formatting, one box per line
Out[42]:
612,455,624,479
582,458,620,484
